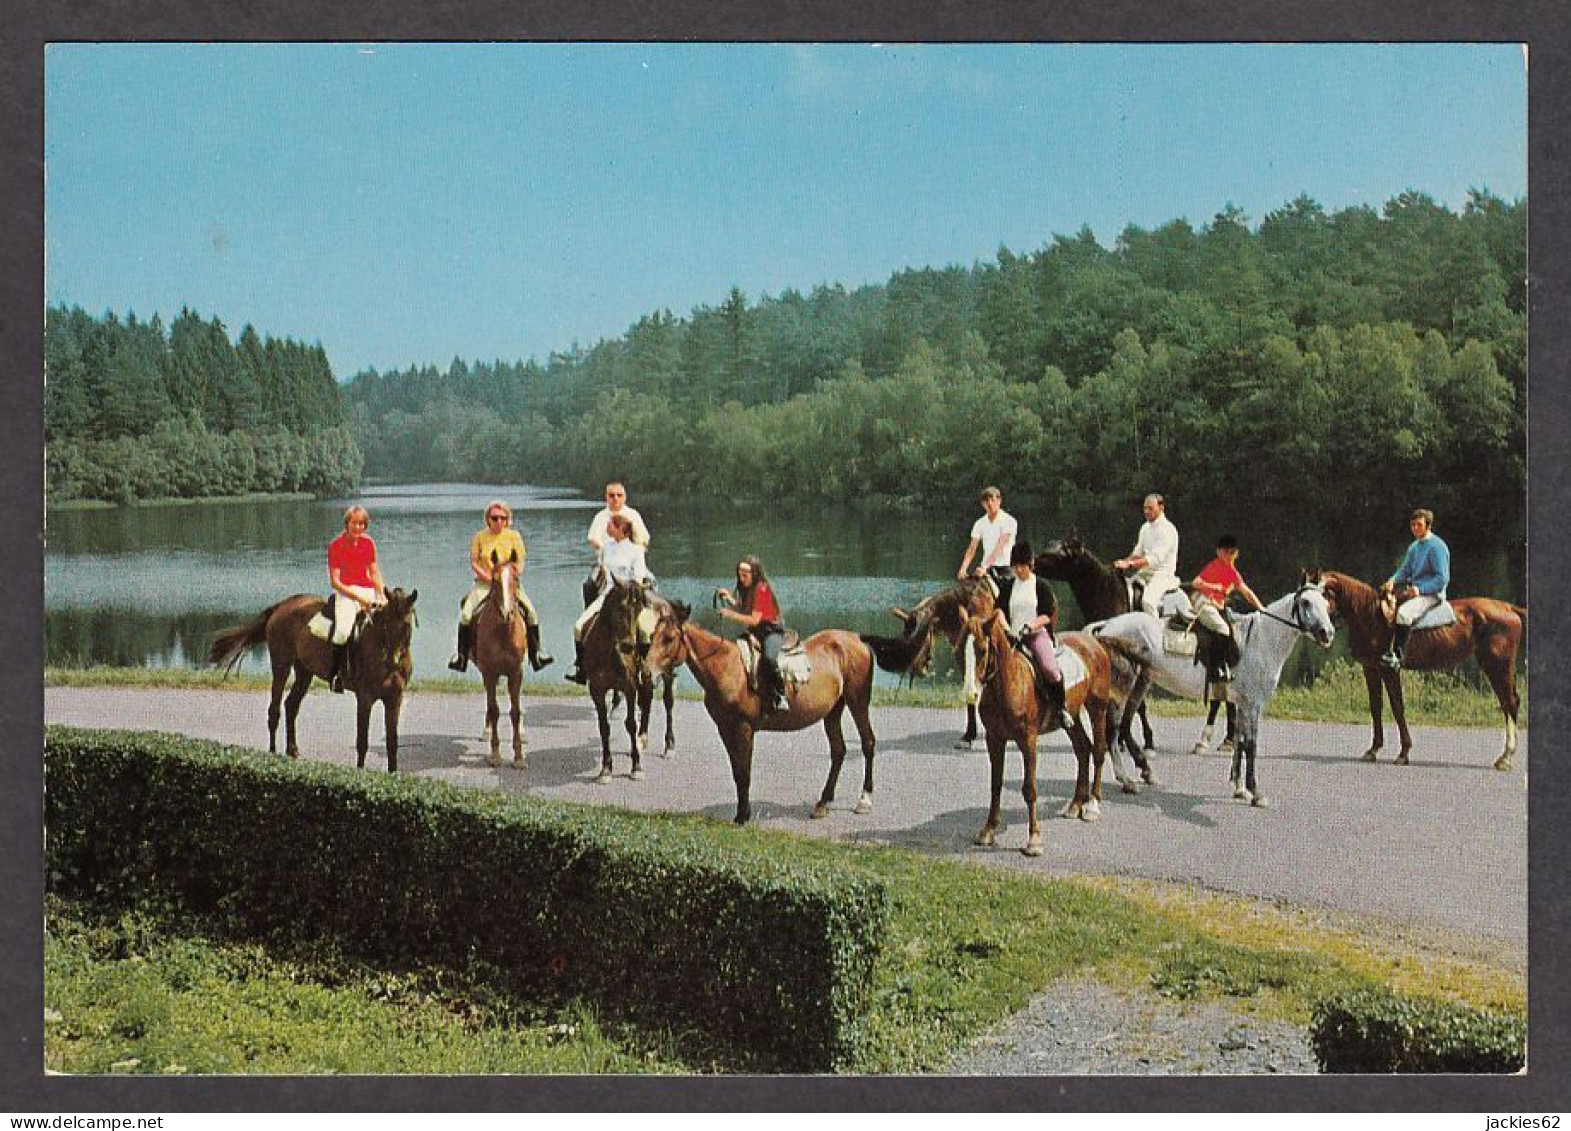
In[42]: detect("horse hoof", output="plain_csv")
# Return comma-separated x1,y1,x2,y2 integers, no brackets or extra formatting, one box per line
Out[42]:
512,755,526,769
974,830,996,848
594,770,612,784
1058,801,1080,820
853,794,873,815
811,803,831,820
638,735,649,755
1233,786,1253,803
662,744,676,760
1251,794,1270,808
1191,742,1210,757
1080,799,1101,822
1360,749,1379,763
1494,756,1513,772
1120,780,1139,795
487,753,501,768
1217,740,1235,756
630,768,646,781
1395,752,1411,766
954,738,974,751
1021,839,1044,858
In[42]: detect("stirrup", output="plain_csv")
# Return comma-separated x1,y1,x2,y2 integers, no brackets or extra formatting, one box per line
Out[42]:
448,653,469,673
565,666,588,685
531,651,555,671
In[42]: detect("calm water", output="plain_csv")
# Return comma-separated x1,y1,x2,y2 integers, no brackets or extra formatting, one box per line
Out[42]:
45,484,1525,689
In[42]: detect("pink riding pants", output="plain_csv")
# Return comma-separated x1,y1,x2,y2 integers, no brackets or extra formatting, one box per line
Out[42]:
1022,628,1062,684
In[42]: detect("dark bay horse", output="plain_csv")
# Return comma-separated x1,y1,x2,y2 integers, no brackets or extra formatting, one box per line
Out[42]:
208,588,419,771
473,552,527,768
583,578,659,783
961,610,1114,856
642,602,877,825
1319,570,1527,769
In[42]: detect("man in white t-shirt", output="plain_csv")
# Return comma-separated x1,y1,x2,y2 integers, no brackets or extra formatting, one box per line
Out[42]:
583,481,651,604
1114,493,1181,616
957,485,1018,590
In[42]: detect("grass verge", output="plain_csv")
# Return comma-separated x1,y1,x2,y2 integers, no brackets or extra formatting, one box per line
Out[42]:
46,821,1525,1075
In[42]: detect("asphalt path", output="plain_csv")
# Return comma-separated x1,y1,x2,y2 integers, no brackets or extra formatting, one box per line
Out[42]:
45,685,1527,949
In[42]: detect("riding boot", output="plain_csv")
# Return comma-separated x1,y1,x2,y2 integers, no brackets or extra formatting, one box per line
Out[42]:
329,643,348,693
527,622,554,671
447,622,472,672
1047,678,1074,732
1382,624,1411,669
1210,634,1232,683
565,640,588,684
763,666,787,714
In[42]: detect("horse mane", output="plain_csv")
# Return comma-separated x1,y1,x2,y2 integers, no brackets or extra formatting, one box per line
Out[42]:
1321,570,1382,626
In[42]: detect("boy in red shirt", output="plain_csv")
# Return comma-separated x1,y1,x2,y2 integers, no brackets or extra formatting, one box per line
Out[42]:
1189,534,1264,686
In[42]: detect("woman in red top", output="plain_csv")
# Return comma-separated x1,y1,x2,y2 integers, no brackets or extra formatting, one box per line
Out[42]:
326,504,388,692
716,555,787,714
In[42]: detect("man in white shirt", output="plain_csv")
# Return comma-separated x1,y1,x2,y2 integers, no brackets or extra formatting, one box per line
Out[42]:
583,481,651,605
1114,493,1181,616
957,486,1018,591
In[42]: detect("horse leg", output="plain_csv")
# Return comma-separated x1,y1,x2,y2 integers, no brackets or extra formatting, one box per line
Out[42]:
956,703,979,750
626,680,647,781
484,674,502,767
593,691,614,782
1193,698,1222,756
1482,655,1521,771
1383,669,1414,765
726,722,755,826
1088,699,1108,809
850,690,876,815
1220,702,1237,757
636,674,654,762
812,702,848,820
1103,702,1138,795
1361,664,1385,762
508,670,525,768
1138,700,1155,751
976,734,1007,847
661,673,677,758
283,663,312,759
382,695,401,773
267,661,289,754
1021,731,1044,857
355,693,373,771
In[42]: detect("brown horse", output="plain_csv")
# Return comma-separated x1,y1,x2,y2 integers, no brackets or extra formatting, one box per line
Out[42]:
208,587,419,771
642,602,876,825
961,609,1113,856
472,552,527,768
886,578,1153,791
583,578,658,783
1319,570,1527,769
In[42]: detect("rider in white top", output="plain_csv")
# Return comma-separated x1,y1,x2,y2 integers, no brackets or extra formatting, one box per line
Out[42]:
1114,493,1181,616
567,513,654,684
957,486,1018,593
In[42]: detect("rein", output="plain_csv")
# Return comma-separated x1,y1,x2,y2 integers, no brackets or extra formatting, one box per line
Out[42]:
1252,585,1321,634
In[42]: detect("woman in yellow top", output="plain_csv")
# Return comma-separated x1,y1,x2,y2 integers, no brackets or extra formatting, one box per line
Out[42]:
447,500,552,673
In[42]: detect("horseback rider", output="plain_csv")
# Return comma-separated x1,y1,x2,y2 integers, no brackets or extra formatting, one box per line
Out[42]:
716,555,788,715
1114,493,1181,616
996,542,1076,732
327,504,388,693
1380,507,1450,669
566,512,654,684
957,485,1018,593
447,500,553,674
584,481,651,604
1189,534,1265,685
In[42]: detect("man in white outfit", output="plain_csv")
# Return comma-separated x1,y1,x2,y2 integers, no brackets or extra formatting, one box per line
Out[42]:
1114,493,1181,617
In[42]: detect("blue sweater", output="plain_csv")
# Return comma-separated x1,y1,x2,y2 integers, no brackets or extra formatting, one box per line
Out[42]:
1391,534,1451,597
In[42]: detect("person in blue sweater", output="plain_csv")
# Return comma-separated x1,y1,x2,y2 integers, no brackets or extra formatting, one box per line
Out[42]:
1379,508,1451,669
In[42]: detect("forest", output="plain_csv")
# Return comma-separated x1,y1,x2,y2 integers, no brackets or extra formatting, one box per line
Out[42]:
47,189,1525,513
45,306,361,503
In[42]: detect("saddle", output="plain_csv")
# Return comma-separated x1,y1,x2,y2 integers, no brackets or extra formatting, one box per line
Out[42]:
307,598,369,644
1009,637,1088,709
1409,601,1459,631
737,633,811,693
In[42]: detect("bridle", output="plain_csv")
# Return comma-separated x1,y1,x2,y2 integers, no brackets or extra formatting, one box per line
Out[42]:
1253,582,1328,637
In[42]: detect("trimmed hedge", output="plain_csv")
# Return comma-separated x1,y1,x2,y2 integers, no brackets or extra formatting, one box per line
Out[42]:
1311,988,1525,1073
45,727,890,1072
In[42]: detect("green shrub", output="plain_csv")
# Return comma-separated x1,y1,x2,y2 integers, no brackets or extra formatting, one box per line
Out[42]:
1310,987,1525,1073
45,727,889,1072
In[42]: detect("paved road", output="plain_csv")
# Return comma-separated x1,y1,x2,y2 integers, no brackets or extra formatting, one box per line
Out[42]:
45,685,1527,948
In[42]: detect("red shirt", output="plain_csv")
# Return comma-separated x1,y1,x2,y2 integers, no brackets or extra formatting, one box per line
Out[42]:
1194,556,1243,603
747,582,782,625
329,533,378,588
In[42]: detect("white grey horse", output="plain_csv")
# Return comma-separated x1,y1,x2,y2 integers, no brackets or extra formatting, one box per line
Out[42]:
1090,573,1337,807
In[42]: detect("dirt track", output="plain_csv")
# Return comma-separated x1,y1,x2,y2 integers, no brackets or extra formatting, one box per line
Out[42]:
45,685,1527,949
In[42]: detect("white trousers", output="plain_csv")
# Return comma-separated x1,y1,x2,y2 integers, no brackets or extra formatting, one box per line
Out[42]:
1138,572,1181,616
1395,593,1442,627
331,586,379,645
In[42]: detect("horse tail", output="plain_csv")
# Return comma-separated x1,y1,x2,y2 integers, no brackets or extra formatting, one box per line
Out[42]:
863,631,925,675
1512,604,1527,625
207,602,285,675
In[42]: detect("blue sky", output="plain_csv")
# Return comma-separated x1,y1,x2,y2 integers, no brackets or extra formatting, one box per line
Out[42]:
45,43,1527,378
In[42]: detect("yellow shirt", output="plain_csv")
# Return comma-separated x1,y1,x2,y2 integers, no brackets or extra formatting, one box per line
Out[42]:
471,526,527,571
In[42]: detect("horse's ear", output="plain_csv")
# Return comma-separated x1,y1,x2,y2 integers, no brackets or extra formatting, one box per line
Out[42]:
673,601,691,622
510,549,519,564
490,550,499,566
890,606,913,625
407,588,418,606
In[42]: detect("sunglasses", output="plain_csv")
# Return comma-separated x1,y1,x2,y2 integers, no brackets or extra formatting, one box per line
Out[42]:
487,514,509,523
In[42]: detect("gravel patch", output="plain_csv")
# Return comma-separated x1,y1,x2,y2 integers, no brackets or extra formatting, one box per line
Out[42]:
945,977,1320,1075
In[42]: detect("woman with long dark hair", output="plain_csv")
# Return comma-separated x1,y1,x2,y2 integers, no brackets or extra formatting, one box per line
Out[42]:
716,555,788,714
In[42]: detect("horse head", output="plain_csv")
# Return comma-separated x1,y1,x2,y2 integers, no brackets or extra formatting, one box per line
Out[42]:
489,549,518,619
368,587,419,681
1033,534,1092,581
958,608,1006,684
1294,571,1338,648
643,598,691,677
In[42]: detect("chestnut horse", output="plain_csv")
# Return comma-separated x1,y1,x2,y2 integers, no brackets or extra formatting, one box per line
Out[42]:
886,579,1153,792
642,601,876,825
208,587,419,771
960,609,1113,856
472,552,527,768
1319,570,1527,769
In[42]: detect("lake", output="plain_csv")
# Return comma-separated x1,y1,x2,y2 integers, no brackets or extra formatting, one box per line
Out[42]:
45,483,1525,690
